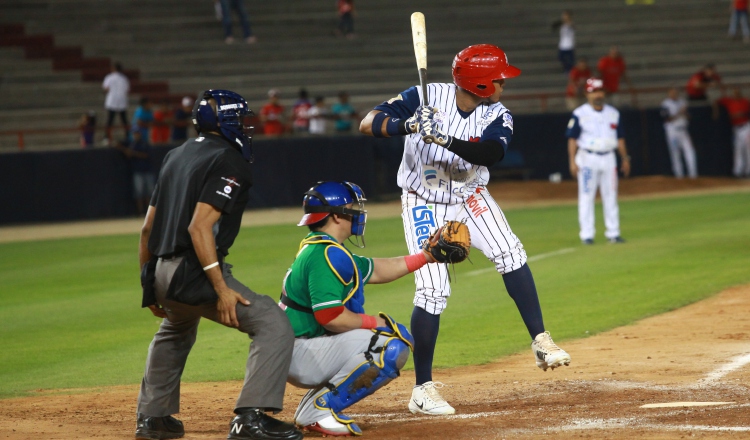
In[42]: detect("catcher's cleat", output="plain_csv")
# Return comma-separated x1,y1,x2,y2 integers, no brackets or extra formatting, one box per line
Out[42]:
303,415,359,437
408,381,456,415
228,410,303,440
532,331,571,371
135,413,184,440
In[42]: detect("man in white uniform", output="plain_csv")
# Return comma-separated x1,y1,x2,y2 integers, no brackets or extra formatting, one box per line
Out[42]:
360,44,570,416
102,62,130,144
567,78,631,245
660,87,697,178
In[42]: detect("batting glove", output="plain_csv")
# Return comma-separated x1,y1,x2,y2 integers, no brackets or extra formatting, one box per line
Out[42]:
420,118,453,148
405,105,433,134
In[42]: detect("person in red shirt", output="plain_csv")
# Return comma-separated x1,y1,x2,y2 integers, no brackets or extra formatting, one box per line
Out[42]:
292,88,312,133
686,64,723,102
728,0,750,43
150,101,171,144
260,89,286,136
716,87,750,177
596,46,631,105
566,57,591,110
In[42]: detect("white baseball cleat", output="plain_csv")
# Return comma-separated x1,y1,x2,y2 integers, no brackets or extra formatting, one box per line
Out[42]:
303,415,353,437
408,381,456,415
532,331,571,371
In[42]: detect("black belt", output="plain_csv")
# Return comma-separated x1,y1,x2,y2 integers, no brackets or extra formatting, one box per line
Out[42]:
582,149,613,155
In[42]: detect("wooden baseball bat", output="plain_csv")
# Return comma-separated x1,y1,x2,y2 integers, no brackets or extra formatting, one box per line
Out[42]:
410,12,428,106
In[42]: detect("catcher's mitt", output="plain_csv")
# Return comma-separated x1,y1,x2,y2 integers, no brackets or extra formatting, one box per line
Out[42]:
422,220,470,264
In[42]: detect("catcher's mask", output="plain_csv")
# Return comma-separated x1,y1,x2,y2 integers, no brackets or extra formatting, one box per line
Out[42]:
298,181,367,247
192,89,255,162
452,44,521,98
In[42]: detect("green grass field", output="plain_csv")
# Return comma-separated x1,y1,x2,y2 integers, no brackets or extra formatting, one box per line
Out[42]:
1,192,749,399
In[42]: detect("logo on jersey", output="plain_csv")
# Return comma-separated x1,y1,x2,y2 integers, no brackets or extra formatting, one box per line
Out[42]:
424,169,438,182
412,205,436,247
610,123,618,130
502,113,514,132
386,94,403,104
433,110,446,125
469,136,480,143
478,110,494,127
465,193,489,218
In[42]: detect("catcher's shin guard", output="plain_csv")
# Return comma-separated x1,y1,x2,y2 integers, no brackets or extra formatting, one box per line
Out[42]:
314,338,410,432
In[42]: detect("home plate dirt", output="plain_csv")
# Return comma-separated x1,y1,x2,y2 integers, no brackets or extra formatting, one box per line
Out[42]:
1,177,749,439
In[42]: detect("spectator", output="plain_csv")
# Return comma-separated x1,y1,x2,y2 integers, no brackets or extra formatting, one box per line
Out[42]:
566,57,591,110
331,91,359,133
715,87,750,177
150,100,171,145
132,97,154,141
661,87,697,178
260,89,285,136
220,0,257,44
171,96,194,143
118,128,155,216
553,10,576,73
292,88,312,134
337,0,355,39
597,46,631,105
308,96,328,135
78,111,97,148
728,0,750,43
686,64,723,103
102,62,130,145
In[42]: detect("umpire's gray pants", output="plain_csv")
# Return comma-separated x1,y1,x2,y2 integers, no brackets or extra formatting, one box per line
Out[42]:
137,257,295,417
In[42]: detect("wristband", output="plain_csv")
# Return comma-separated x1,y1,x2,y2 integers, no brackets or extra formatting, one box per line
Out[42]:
404,252,428,272
387,117,410,136
371,112,388,137
359,314,377,329
203,262,219,271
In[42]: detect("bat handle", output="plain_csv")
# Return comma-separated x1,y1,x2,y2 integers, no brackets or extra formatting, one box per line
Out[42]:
419,68,428,106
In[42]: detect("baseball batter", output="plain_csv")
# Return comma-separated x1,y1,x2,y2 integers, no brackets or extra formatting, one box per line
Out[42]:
567,78,631,245
282,181,454,436
660,87,697,178
360,44,571,415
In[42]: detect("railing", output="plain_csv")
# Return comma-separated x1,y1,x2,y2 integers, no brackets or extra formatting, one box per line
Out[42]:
2,83,748,152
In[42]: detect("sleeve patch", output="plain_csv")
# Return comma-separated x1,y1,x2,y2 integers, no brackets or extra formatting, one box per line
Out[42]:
502,112,514,132
387,93,404,104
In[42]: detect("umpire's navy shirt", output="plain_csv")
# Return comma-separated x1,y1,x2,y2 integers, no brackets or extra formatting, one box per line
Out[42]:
148,133,253,258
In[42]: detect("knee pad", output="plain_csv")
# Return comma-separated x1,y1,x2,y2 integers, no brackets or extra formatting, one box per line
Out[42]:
315,338,410,415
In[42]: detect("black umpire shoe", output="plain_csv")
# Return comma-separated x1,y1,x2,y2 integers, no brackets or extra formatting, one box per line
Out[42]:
227,409,303,440
135,413,185,440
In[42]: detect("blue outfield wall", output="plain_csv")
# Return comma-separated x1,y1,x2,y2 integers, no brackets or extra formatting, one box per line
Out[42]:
0,105,735,225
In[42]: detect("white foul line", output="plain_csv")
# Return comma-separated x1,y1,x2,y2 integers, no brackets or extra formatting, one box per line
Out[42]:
701,352,750,384
466,247,576,276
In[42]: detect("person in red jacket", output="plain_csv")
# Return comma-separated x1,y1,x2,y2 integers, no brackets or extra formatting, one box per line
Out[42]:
597,46,631,105
686,64,723,103
260,89,286,136
716,87,750,177
566,57,591,110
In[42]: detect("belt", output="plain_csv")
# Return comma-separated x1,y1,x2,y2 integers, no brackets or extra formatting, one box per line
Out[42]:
581,149,613,155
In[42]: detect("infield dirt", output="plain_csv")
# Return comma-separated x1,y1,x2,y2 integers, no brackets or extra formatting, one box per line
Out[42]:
1,176,749,439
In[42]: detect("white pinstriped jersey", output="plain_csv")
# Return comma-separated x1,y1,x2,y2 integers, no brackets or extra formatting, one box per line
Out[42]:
375,83,513,205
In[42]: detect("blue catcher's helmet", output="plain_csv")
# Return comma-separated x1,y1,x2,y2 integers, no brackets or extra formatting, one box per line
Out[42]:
192,89,255,162
298,181,367,238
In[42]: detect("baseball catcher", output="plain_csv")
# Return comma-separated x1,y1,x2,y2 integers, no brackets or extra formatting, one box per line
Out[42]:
281,181,468,436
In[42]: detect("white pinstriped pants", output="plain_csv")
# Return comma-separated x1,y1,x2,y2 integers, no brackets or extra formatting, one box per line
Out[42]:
401,187,527,315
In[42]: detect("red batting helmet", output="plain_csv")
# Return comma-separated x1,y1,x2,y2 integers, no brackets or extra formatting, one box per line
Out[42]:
585,78,604,93
452,44,521,98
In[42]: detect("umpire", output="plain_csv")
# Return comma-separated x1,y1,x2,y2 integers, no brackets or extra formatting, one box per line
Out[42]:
136,89,302,440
